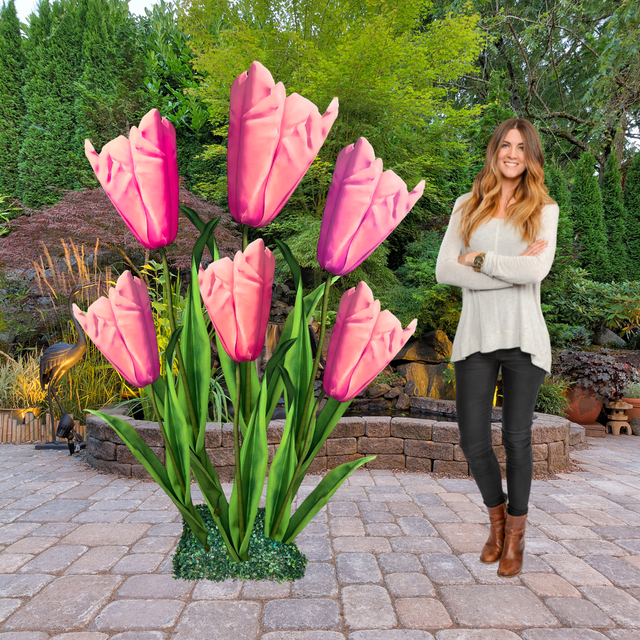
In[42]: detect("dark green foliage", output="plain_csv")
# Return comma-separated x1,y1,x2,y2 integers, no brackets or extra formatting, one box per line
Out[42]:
173,506,307,582
535,376,570,417
571,153,609,282
75,0,150,164
601,153,629,282
544,164,574,268
0,0,26,197
17,0,84,207
624,152,640,281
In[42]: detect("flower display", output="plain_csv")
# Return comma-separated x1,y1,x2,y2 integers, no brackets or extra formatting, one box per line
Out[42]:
317,137,425,276
73,270,160,388
199,238,275,362
85,109,179,249
227,61,338,228
323,281,417,402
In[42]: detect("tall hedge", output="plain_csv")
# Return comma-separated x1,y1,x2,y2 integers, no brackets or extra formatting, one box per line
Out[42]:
624,152,640,281
545,164,574,267
571,152,609,281
17,0,84,208
601,153,629,281
0,0,26,197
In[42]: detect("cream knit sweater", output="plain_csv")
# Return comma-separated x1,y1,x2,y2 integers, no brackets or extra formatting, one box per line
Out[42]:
435,193,559,373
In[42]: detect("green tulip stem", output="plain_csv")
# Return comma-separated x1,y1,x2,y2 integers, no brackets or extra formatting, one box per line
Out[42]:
295,271,332,456
242,224,249,251
159,247,199,441
241,226,251,430
244,361,252,426
149,384,187,499
233,362,245,543
270,390,324,538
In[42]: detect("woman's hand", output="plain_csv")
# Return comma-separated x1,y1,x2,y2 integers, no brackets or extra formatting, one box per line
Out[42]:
521,239,548,256
457,252,480,267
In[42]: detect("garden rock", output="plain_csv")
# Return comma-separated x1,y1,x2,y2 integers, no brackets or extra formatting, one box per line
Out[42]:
592,326,626,347
393,330,453,364
368,384,392,398
396,363,430,397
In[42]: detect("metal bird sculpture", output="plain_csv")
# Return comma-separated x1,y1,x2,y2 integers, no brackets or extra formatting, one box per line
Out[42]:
39,283,93,448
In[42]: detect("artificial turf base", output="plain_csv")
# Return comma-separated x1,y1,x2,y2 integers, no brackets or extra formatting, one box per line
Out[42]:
172,505,308,582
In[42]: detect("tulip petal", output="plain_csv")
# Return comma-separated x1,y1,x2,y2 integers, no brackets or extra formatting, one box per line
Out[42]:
262,95,339,227
129,110,179,248
74,298,140,386
228,62,286,226
318,137,425,276
85,109,179,250
323,282,417,402
109,271,160,386
200,259,238,360
86,136,152,248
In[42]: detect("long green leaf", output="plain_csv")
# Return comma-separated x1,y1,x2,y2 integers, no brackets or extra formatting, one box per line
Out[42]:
164,334,193,504
283,456,375,544
287,397,351,505
190,452,240,562
179,219,216,453
228,373,269,558
264,368,298,539
87,410,209,550
179,205,220,262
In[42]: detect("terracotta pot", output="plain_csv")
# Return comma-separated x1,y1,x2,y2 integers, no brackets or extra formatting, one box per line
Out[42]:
565,385,604,425
622,397,640,420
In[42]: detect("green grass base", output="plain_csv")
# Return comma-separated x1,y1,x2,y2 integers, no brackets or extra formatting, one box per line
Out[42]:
172,505,308,582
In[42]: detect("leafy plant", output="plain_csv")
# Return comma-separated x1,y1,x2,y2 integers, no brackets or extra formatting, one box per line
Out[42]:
535,375,571,418
623,382,640,400
552,350,640,400
209,368,231,422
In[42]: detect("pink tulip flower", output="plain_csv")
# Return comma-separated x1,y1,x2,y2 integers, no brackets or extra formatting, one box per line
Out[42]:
73,271,160,388
317,137,425,276
323,282,417,403
85,109,179,250
227,61,338,228
199,238,275,363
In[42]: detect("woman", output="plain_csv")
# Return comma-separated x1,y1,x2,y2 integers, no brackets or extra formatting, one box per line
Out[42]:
435,118,558,577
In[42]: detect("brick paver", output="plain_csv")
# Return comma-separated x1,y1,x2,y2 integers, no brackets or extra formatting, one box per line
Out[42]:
1,434,640,637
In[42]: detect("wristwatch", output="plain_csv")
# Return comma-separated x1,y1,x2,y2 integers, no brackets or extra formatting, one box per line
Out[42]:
472,253,486,272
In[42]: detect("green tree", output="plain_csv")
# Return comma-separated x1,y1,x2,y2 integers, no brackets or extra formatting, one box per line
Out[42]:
75,0,150,158
17,0,84,207
0,0,26,198
545,163,574,268
571,152,609,281
178,0,484,280
601,153,629,281
624,152,640,281
138,0,216,190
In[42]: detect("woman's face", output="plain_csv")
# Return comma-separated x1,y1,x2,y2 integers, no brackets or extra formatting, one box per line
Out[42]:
497,128,527,182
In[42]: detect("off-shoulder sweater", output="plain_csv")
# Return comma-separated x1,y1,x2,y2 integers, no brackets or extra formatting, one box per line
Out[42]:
435,193,559,373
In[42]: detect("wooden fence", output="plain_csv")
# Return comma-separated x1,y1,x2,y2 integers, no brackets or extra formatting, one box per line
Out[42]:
0,413,86,443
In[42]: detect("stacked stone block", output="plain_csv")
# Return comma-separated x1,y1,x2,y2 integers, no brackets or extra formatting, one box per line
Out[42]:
86,409,572,479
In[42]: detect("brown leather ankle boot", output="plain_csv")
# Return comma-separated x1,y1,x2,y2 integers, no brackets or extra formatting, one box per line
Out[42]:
497,513,527,577
480,503,506,563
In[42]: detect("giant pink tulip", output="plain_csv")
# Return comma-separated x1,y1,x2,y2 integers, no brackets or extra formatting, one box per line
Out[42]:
73,271,160,388
228,61,338,228
199,238,275,362
85,109,179,250
324,282,417,402
317,137,425,276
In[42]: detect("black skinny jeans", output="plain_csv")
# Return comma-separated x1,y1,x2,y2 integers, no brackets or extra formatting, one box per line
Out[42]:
454,348,546,517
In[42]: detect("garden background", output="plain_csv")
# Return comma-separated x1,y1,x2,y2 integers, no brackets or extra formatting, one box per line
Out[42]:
0,0,639,419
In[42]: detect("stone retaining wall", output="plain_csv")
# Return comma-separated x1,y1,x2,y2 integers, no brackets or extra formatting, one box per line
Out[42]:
85,406,576,480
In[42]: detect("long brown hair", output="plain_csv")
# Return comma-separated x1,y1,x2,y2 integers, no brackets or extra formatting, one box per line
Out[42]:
457,118,554,245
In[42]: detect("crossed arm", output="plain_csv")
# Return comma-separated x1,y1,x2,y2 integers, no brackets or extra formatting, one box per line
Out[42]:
435,204,559,289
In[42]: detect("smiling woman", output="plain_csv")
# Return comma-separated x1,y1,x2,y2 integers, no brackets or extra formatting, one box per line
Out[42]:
436,117,559,579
